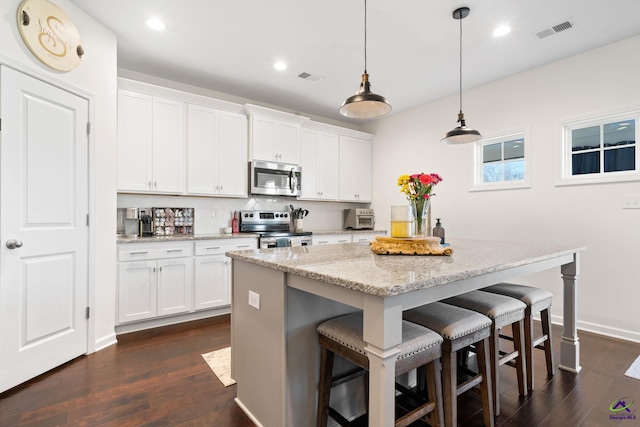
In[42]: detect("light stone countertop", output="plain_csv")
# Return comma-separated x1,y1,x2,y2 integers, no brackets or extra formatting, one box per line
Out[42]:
226,238,586,297
116,229,386,244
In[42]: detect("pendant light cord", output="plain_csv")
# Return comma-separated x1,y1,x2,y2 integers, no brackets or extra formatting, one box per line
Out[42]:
458,11,463,115
364,0,368,74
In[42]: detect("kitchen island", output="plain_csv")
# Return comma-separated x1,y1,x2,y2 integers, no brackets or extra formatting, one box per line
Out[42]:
227,238,585,427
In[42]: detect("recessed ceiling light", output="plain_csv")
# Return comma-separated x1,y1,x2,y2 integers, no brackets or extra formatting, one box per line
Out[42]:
146,17,166,31
273,61,287,71
493,25,511,37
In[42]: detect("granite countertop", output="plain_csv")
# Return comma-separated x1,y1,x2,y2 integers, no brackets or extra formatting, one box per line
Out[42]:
226,238,585,297
116,229,386,243
116,233,259,244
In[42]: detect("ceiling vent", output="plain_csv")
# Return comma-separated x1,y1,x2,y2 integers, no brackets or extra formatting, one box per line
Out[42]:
534,20,574,39
298,71,321,82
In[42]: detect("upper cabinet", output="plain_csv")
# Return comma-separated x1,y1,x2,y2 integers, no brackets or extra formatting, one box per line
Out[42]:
339,136,372,202
245,104,309,164
300,129,339,200
187,105,247,197
117,90,185,194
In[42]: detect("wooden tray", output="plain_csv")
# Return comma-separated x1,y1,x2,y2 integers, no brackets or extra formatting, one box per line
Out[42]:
370,236,453,256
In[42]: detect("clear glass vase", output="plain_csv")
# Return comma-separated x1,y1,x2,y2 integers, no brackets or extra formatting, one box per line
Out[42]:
411,199,431,237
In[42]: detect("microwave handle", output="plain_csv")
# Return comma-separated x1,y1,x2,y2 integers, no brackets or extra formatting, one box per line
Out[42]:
289,168,295,193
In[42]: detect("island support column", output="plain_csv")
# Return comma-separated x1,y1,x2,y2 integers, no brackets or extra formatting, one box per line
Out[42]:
362,295,403,427
560,252,581,373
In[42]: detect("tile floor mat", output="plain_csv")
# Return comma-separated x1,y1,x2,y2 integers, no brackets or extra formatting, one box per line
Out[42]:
625,355,640,380
202,347,236,387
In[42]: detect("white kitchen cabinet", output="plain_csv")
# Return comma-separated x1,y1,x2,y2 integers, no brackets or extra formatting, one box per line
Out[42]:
339,136,372,202
351,233,383,244
312,234,352,245
194,239,256,310
117,242,194,324
250,115,300,164
117,90,185,194
187,105,247,197
300,129,339,200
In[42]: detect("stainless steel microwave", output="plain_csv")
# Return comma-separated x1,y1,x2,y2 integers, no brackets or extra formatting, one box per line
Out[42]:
249,160,302,197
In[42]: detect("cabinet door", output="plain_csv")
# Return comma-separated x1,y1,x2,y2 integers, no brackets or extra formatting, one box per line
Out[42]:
117,90,152,192
275,122,299,164
194,254,229,310
316,133,339,200
250,116,277,161
152,97,185,193
339,136,372,202
157,258,194,317
299,130,318,198
187,104,218,195
218,112,248,196
118,260,157,323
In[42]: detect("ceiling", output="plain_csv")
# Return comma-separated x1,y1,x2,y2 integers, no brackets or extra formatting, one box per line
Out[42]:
71,0,640,123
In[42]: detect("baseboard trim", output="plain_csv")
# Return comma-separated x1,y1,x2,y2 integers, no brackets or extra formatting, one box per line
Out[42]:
549,314,640,344
114,307,231,335
234,398,265,427
93,333,117,352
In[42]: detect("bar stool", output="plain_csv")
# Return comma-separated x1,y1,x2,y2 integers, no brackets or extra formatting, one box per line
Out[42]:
442,291,528,416
482,282,554,391
316,312,444,427
404,302,494,427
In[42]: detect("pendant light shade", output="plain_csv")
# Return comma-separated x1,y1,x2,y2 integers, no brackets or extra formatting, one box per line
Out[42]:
441,7,481,144
339,0,391,119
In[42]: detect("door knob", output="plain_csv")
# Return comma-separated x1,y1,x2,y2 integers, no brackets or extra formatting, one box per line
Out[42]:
6,239,23,249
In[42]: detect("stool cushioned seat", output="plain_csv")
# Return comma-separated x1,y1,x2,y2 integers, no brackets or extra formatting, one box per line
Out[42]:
318,312,443,359
483,283,552,315
443,290,527,329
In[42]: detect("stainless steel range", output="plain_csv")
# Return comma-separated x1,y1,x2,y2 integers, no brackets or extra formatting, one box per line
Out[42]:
239,210,312,249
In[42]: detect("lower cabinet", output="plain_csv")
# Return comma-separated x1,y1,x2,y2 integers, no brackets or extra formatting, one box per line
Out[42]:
117,238,256,326
194,238,256,310
312,232,384,246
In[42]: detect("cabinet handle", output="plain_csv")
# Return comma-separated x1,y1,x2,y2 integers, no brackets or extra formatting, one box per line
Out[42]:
166,249,183,253
206,246,222,250
236,245,251,248
148,181,152,189
338,239,349,243
318,240,328,244
130,251,149,255
154,181,157,188
153,267,156,272
159,266,163,272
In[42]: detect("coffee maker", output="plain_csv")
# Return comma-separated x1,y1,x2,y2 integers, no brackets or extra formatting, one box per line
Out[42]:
117,208,142,238
138,208,154,237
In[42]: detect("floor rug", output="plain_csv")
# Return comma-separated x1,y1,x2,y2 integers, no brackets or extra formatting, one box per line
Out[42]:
202,347,236,387
624,355,640,380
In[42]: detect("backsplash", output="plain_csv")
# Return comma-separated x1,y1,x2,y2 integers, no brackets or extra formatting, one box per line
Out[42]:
117,194,370,235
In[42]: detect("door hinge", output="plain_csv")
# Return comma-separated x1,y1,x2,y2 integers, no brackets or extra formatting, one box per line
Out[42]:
86,306,90,319
86,121,91,135
86,214,90,226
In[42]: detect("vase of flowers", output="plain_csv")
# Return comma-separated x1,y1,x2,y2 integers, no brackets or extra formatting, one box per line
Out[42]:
397,173,443,237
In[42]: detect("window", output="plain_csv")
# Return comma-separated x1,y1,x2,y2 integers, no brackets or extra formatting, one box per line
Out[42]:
471,130,530,191
559,111,639,185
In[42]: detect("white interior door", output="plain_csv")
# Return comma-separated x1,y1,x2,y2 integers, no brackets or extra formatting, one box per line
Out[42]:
0,66,89,393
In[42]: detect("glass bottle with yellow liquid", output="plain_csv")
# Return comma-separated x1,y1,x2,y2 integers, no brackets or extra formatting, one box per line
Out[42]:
390,205,413,238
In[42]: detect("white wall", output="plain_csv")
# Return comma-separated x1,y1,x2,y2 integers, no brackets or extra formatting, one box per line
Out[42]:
364,35,640,342
0,0,118,350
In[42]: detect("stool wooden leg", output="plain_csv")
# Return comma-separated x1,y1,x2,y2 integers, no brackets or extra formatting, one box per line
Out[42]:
541,308,555,376
513,319,528,396
524,311,534,391
428,358,445,427
475,338,495,427
317,346,334,427
442,350,457,427
489,328,500,416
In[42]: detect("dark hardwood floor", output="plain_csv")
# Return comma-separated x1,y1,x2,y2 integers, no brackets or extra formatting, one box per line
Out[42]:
1,315,638,426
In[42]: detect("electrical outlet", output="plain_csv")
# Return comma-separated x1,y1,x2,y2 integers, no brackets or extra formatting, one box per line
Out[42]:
248,290,260,310
622,194,640,209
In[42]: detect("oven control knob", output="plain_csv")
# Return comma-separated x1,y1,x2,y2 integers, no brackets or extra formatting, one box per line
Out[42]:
284,213,288,218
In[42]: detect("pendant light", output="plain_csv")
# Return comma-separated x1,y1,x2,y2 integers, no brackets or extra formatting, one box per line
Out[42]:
339,0,391,119
441,7,482,144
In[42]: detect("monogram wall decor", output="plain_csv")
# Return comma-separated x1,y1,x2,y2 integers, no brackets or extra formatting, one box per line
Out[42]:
17,0,84,71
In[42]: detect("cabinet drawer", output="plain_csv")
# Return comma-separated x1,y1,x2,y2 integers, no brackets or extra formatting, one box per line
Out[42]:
195,238,256,256
118,242,194,261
